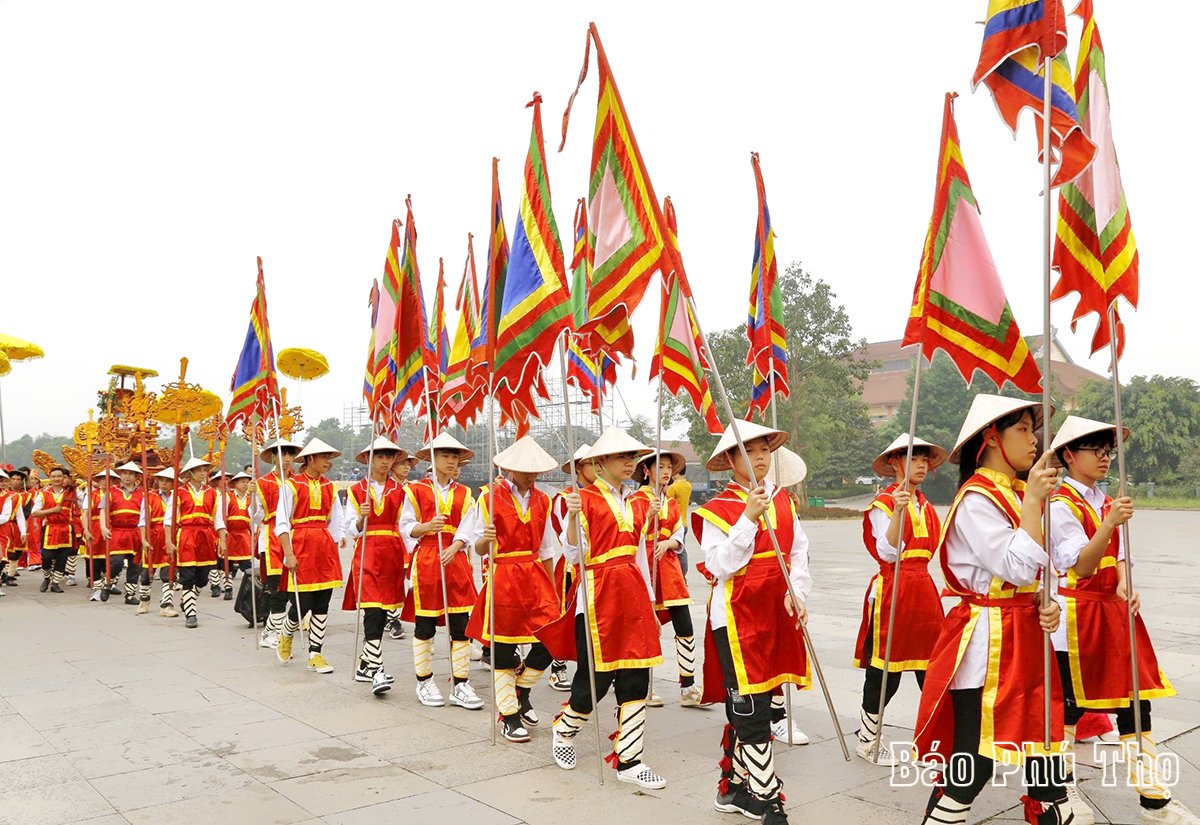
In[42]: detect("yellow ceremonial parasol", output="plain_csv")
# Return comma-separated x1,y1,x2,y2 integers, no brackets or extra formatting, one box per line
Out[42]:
277,347,329,382
109,364,159,380
0,333,44,461
0,352,10,378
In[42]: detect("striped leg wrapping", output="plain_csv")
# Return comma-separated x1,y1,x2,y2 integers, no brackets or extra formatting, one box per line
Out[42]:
858,707,881,743
742,741,783,800
552,703,589,740
65,555,77,576
675,636,696,679
731,742,749,783
516,667,544,690
282,612,300,638
307,613,328,653
181,588,196,619
450,640,470,680
160,584,173,608
771,693,785,712
139,583,151,602
207,569,219,587
923,792,970,825
52,571,64,586
124,582,136,600
387,608,401,622
413,637,434,678
495,669,519,716
266,611,284,635
361,639,383,671
613,700,647,768
221,571,231,590
1121,733,1170,802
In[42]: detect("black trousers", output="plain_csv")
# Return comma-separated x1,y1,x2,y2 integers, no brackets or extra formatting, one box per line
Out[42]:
1056,650,1151,734
494,641,553,672
91,555,129,582
713,626,772,746
931,688,1065,806
363,606,387,641
139,566,171,586
41,547,70,574
264,573,290,613
665,603,694,637
567,614,650,714
178,565,214,589
860,609,926,712
413,612,469,641
286,588,333,622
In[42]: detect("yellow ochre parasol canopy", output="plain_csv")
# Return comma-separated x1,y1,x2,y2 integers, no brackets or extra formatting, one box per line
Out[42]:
277,347,329,381
0,352,10,378
0,334,44,361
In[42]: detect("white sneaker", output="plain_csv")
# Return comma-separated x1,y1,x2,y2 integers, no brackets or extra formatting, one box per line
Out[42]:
1064,783,1095,824
259,630,278,649
89,590,101,602
646,691,663,708
66,576,78,586
1143,799,1200,824
469,640,483,661
551,731,576,770
415,679,445,707
771,718,810,745
617,763,667,790
371,669,391,696
449,681,484,711
855,737,899,766
680,685,706,708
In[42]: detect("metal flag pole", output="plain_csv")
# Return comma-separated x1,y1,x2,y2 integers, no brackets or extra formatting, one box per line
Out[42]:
870,354,923,761
767,357,795,747
689,294,850,761
559,337,607,784
486,374,498,745
1107,304,1143,756
247,421,259,645
1039,53,1056,751
646,369,664,703
420,378,455,676
350,418,378,683
273,397,310,657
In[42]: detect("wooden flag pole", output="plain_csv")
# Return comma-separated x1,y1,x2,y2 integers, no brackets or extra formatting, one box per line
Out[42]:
1106,304,1143,757
1039,54,1056,751
486,375,498,745
645,368,664,704
247,422,260,646
420,378,456,677
767,358,795,747
350,415,379,683
689,294,851,761
558,336,607,784
870,354,923,761
272,397,310,657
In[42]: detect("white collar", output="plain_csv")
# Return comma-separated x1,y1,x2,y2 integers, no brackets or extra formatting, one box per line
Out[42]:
1064,475,1104,508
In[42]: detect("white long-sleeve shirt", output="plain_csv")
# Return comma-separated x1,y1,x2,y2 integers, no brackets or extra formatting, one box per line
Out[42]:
560,477,654,615
274,479,344,543
137,492,170,528
700,480,812,631
398,476,472,555
1,494,28,540
458,479,556,562
164,485,226,531
944,489,1046,689
1048,476,1126,652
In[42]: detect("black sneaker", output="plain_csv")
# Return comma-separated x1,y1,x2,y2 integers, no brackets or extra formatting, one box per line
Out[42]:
386,620,404,640
100,586,110,602
480,649,491,671
185,615,198,628
517,687,539,727
761,799,788,824
501,715,531,743
124,596,139,606
210,585,221,598
714,785,768,818
223,588,233,601
40,577,50,592
50,583,63,593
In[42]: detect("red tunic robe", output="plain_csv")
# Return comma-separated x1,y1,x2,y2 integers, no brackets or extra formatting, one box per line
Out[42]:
466,482,559,644
913,471,1065,767
175,486,219,567
256,473,287,576
400,478,476,622
281,475,343,592
224,491,254,562
36,489,75,551
633,487,691,614
342,478,407,610
144,492,169,571
550,487,579,610
694,485,809,702
107,486,143,557
853,484,944,671
535,481,663,671
85,489,107,559
1053,483,1174,708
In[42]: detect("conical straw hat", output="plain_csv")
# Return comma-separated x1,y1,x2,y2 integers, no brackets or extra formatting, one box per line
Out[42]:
584,429,652,461
180,457,213,474
297,438,342,460
355,436,405,465
115,462,143,474
259,437,302,462
1049,415,1129,464
560,444,592,474
493,436,559,474
153,467,175,480
706,419,788,471
949,394,1052,464
230,470,253,481
415,432,474,463
871,433,948,477
769,446,808,487
636,448,686,477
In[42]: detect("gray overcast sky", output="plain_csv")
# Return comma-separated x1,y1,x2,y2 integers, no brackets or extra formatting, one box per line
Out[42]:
2,1,1195,445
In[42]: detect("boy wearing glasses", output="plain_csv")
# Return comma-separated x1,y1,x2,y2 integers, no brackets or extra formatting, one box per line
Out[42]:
1049,416,1193,824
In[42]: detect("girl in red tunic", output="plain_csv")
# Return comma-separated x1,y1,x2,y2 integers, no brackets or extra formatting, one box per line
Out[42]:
166,458,226,629
694,420,809,825
29,467,76,592
914,395,1069,825
633,449,702,709
275,438,344,673
137,469,176,616
400,432,480,710
1048,416,1194,822
219,471,255,600
852,434,946,766
465,436,561,743
382,452,419,642
85,468,115,600
546,444,594,692
343,437,408,695
541,428,666,790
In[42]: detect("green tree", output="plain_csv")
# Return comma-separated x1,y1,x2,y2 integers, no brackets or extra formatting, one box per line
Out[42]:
666,262,877,486
1070,375,1200,485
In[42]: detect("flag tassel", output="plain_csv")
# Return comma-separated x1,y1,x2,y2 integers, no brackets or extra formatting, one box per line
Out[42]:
688,295,850,761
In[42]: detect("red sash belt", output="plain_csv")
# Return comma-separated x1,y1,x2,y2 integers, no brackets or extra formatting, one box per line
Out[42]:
1057,587,1121,603
944,589,1036,609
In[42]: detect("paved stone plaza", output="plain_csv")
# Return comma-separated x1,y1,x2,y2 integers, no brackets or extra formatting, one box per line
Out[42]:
1,511,1197,825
